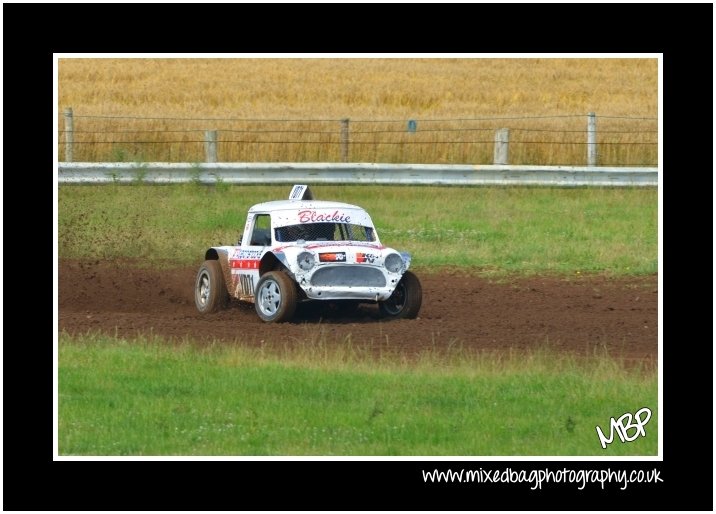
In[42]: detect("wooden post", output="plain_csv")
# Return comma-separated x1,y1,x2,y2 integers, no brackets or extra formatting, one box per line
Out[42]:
64,107,74,162
587,112,597,166
493,128,509,165
340,118,350,162
205,130,218,163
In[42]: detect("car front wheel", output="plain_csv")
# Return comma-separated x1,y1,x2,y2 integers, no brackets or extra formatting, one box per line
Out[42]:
254,271,297,323
379,271,422,319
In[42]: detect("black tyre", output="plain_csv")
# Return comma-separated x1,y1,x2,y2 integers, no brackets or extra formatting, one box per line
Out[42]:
254,271,298,323
379,271,422,319
194,260,229,313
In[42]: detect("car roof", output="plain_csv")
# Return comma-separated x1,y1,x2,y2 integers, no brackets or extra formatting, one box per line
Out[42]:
249,200,366,212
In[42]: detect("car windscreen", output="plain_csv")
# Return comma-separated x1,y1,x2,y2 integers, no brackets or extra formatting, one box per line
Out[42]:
274,222,375,243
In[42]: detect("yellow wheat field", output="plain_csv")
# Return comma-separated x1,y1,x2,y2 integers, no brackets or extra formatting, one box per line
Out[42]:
58,57,658,165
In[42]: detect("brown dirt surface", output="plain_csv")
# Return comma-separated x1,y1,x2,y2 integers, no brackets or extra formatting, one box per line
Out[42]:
58,259,658,364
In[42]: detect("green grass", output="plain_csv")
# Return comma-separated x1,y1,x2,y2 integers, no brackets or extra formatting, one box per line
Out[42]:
57,184,658,456
59,333,657,456
58,184,657,274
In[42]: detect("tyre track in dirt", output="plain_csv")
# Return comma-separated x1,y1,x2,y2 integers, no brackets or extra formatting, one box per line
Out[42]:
59,259,658,363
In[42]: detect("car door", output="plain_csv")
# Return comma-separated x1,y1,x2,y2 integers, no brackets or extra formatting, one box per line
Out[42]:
230,213,271,300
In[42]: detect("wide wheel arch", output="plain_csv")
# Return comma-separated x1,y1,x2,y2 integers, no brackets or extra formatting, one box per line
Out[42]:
259,252,292,276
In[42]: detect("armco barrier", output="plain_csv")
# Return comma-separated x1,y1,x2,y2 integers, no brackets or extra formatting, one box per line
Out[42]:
58,163,658,187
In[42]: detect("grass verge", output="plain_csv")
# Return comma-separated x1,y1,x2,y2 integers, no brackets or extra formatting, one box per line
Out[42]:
59,333,657,457
58,184,657,275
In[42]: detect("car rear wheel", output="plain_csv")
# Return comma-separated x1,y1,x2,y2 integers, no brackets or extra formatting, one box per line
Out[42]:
255,271,297,323
379,271,422,319
195,260,229,313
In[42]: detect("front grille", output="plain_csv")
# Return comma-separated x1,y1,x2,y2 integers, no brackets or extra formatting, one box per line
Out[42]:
310,265,386,287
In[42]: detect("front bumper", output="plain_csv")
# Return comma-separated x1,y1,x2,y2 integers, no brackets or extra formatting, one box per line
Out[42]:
294,264,402,301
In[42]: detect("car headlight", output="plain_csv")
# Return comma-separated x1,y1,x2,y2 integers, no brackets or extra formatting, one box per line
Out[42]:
384,253,403,273
297,251,315,271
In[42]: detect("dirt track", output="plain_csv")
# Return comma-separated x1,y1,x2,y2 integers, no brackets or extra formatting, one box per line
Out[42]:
59,260,658,363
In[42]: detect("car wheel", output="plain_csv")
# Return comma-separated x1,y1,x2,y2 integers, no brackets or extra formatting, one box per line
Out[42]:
379,271,422,319
255,271,297,323
195,260,229,313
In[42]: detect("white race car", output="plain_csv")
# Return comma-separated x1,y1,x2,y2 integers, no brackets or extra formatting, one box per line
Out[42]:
195,185,422,322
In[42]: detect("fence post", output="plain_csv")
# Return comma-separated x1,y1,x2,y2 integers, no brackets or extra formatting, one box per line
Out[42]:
340,118,350,162
587,112,597,166
205,130,218,163
493,128,510,165
64,107,74,162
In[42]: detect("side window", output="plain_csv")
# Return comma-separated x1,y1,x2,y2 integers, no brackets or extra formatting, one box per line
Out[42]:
250,214,271,246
